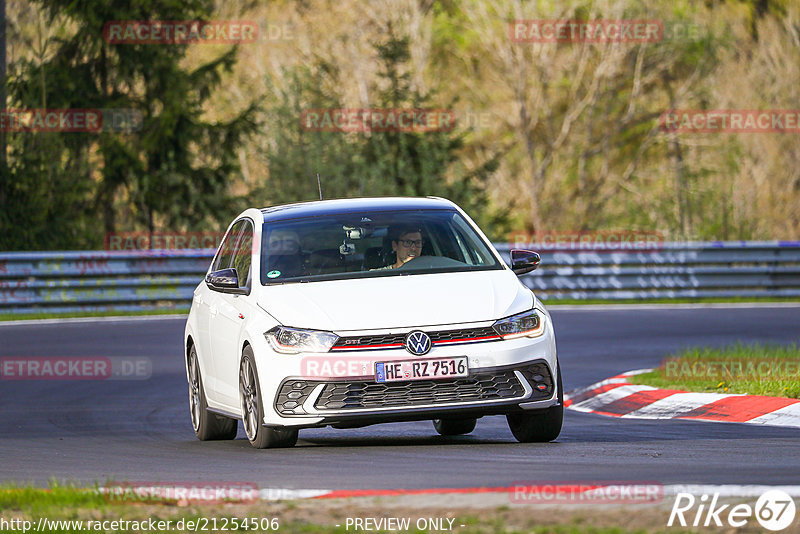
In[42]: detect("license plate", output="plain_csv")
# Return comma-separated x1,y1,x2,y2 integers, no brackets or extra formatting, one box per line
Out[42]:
375,357,469,383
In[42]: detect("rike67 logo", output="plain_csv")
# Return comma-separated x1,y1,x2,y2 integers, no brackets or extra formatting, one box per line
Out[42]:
669,490,796,531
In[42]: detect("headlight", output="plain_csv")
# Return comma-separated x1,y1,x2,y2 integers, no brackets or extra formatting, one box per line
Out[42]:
492,309,545,339
264,326,339,354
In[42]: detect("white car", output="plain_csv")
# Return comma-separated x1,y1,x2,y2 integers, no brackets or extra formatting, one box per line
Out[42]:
184,197,562,448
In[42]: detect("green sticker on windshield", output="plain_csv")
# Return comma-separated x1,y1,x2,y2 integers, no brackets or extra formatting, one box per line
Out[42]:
267,270,281,278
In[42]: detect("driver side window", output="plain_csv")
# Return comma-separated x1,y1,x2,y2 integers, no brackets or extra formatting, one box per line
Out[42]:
231,221,254,287
211,220,246,273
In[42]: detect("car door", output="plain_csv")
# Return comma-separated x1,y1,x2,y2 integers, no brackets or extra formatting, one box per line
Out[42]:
209,218,254,408
193,221,241,402
192,278,214,393
203,220,246,404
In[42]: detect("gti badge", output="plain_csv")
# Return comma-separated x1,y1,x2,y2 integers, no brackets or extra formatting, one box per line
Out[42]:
405,331,432,355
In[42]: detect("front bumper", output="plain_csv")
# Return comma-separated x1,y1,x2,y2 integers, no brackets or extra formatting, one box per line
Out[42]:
277,358,554,412
254,313,558,428
267,359,557,428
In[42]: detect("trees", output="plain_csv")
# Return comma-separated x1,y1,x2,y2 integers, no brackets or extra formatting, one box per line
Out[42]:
441,0,724,237
0,0,257,250
3,0,799,249
256,27,502,234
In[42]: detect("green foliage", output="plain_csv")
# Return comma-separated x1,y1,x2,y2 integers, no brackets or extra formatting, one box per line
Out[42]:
3,0,798,250
632,342,800,398
0,0,258,251
256,27,504,234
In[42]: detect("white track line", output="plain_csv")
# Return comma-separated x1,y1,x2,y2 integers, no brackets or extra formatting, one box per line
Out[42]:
259,489,333,500
564,374,640,401
568,384,656,412
253,485,800,501
569,371,800,429
749,403,800,428
621,392,738,419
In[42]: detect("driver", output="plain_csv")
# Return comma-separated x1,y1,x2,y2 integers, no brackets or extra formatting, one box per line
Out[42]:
375,225,425,270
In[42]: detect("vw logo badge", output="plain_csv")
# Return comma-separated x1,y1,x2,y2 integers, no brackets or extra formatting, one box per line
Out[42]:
405,331,432,355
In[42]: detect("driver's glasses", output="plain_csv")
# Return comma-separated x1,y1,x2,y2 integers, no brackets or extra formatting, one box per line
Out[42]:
398,239,424,248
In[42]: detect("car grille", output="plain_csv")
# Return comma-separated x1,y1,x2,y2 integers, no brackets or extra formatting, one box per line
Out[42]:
274,362,553,416
430,326,499,342
331,326,500,350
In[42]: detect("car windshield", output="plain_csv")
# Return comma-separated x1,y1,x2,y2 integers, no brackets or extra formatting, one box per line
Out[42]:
260,209,502,284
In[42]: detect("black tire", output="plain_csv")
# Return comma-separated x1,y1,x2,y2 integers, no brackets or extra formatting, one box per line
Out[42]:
506,363,563,443
239,346,298,449
433,418,477,436
188,345,238,441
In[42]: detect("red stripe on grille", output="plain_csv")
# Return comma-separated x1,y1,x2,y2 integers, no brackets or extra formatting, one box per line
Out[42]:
434,335,501,344
330,343,404,350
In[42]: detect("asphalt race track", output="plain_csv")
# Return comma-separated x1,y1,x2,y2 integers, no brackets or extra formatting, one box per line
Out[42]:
1,306,799,489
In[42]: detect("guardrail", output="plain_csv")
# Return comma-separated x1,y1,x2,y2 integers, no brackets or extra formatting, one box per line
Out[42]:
1,242,799,314
496,241,800,300
0,250,213,314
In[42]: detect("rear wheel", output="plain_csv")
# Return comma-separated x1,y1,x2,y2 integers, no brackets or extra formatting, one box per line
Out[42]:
239,346,298,449
433,418,477,436
506,364,563,443
188,345,238,441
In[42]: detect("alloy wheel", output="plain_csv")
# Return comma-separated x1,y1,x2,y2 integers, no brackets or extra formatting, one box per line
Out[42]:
240,358,259,441
188,350,201,432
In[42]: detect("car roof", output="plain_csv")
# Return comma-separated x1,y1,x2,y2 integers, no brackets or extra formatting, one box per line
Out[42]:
259,197,458,223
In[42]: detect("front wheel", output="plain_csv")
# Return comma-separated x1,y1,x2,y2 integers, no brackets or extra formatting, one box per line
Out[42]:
239,346,298,449
506,363,563,443
433,418,477,436
188,345,238,441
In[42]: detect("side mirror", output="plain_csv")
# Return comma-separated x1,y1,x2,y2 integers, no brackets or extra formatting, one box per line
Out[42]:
510,249,541,275
205,268,247,295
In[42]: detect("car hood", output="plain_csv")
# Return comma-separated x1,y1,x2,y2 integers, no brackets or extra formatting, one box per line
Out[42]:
258,269,533,332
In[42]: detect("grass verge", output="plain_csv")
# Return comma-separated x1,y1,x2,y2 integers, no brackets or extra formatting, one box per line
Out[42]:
630,343,800,398
0,308,189,322
0,483,692,533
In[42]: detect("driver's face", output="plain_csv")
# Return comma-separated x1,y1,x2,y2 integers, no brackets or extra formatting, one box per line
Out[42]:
392,231,423,265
